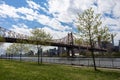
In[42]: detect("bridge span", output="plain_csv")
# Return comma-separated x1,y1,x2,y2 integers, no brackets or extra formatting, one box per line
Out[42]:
0,37,106,51
0,27,106,57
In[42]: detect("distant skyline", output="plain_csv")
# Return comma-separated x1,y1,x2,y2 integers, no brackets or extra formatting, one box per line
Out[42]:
0,0,120,46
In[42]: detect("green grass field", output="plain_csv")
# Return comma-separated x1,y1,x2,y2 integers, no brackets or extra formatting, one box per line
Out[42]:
0,59,120,80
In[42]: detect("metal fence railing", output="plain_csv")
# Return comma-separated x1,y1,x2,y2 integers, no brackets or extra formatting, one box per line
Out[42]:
1,57,120,69
41,58,120,69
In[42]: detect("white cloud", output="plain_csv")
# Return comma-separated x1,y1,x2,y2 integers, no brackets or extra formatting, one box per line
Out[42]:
10,25,69,40
37,14,51,25
26,0,40,10
17,7,38,21
102,17,120,29
113,0,120,17
48,0,94,22
42,27,68,39
0,3,38,21
0,0,120,45
26,0,48,13
0,2,48,22
0,2,72,31
47,18,71,31
96,0,120,18
10,23,32,35
48,0,73,22
97,0,115,14
36,14,72,31
47,0,120,44
0,3,19,18
101,16,120,45
48,0,69,13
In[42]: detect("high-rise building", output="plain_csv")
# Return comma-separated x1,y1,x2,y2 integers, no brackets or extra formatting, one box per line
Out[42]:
118,40,120,52
111,34,114,46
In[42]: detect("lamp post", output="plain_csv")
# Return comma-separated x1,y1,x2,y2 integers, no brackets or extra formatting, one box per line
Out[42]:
40,48,43,64
38,47,43,64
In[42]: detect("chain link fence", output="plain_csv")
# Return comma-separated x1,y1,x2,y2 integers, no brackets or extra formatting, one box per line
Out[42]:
1,56,120,69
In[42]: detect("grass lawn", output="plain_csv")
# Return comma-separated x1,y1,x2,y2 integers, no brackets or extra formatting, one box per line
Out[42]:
0,59,120,80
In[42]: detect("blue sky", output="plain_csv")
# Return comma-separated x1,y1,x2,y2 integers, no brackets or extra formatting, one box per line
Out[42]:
0,0,120,46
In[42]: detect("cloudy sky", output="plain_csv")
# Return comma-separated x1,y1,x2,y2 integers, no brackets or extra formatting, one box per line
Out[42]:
0,0,120,46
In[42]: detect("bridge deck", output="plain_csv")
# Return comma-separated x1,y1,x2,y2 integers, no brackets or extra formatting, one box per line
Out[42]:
0,37,107,52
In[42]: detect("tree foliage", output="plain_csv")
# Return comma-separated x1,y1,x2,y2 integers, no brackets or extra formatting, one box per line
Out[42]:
30,28,52,44
76,8,112,70
76,8,112,47
6,43,29,55
30,28,52,64
0,35,5,47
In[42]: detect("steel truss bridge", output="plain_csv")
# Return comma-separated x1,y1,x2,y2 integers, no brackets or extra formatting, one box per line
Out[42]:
0,27,106,57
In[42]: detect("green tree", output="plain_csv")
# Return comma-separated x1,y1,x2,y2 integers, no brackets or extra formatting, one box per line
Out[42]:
0,27,5,48
97,26,113,48
30,28,52,64
75,38,83,55
6,43,29,60
0,35,5,52
0,36,5,42
16,37,31,61
76,8,111,71
6,43,17,59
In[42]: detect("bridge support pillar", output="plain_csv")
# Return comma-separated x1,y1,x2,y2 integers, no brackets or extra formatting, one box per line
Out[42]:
71,47,74,57
58,47,66,57
66,47,74,57
57,47,61,57
66,47,70,57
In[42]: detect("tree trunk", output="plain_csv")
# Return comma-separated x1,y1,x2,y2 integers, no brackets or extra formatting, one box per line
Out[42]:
37,46,42,64
37,47,40,64
91,47,97,71
90,37,97,71
40,48,43,64
90,42,97,71
89,28,97,71
79,46,81,55
20,53,22,61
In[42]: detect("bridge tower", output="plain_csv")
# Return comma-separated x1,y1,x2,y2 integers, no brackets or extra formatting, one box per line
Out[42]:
66,32,75,57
